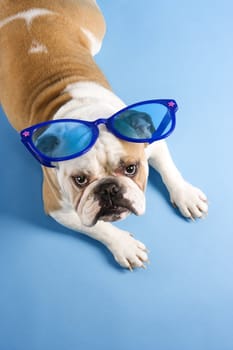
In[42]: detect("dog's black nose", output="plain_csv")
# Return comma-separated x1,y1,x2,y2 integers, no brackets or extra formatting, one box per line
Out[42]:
100,182,120,199
97,181,122,208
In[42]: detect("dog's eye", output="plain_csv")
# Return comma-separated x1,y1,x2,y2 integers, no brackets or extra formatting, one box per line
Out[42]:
124,164,138,177
73,175,88,187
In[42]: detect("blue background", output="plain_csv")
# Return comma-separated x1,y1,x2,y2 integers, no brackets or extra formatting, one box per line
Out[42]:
0,1,232,349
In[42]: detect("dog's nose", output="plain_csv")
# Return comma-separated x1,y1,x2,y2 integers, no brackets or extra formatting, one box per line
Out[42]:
98,181,122,207
100,182,120,198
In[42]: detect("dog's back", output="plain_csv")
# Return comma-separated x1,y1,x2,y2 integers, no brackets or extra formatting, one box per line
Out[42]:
0,0,108,130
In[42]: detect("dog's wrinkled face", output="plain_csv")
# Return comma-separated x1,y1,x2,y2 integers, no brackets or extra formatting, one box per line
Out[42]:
55,126,148,226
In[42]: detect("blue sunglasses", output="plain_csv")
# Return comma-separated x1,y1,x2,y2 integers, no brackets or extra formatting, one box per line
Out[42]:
20,99,177,167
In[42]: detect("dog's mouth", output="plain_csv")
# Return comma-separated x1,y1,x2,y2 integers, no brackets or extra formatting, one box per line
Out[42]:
93,200,137,225
96,206,130,223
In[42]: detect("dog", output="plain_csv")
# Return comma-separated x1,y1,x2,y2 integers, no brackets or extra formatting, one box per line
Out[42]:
0,0,208,270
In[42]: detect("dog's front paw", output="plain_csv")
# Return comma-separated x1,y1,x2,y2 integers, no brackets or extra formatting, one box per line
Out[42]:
170,181,208,220
109,232,149,271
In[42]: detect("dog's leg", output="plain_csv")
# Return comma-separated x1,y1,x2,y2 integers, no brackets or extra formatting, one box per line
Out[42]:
146,140,208,219
50,209,148,270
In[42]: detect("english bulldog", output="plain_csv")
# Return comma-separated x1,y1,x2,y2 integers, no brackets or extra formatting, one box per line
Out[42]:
0,0,208,270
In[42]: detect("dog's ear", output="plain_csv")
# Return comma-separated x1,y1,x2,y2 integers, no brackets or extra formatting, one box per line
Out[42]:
42,167,62,214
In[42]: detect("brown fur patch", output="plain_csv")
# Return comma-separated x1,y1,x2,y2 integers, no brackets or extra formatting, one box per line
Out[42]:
0,0,110,130
42,167,62,213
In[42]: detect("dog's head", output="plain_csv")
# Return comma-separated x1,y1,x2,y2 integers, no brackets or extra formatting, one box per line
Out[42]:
51,124,148,227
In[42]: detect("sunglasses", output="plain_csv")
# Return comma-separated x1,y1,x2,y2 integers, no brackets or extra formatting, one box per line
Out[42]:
20,99,178,167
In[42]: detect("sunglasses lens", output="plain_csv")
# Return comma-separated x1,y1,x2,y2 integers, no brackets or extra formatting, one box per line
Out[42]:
112,103,173,141
32,121,93,159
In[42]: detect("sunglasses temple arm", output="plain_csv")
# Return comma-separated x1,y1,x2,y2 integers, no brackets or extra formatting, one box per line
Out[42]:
154,111,174,137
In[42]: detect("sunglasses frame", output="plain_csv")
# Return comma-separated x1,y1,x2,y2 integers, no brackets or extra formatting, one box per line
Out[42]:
20,99,178,167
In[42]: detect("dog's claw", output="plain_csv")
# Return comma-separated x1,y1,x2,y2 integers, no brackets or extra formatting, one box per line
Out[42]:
127,261,133,272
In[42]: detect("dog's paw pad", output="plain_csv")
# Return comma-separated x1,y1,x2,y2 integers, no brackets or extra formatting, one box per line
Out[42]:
170,181,208,220
110,234,149,270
